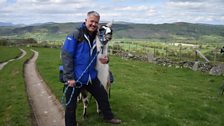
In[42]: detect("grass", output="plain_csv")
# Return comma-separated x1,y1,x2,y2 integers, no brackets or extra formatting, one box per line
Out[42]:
0,46,21,63
35,47,224,126
0,48,33,126
109,57,223,126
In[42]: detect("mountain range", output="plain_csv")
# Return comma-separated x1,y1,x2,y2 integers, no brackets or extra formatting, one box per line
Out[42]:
0,22,224,42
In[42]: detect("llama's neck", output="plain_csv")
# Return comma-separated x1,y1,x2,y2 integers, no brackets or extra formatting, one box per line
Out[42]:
96,35,108,56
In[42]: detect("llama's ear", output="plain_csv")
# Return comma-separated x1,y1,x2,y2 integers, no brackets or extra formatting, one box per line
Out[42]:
106,22,112,28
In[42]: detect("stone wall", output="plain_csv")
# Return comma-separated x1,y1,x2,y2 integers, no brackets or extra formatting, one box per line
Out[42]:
112,50,224,76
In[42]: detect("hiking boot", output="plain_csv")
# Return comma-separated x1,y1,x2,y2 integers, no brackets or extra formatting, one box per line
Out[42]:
105,118,122,124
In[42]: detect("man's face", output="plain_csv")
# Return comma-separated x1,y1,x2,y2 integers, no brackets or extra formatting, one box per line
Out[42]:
85,15,100,33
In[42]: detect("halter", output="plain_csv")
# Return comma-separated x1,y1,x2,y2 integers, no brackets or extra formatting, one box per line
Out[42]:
100,30,106,54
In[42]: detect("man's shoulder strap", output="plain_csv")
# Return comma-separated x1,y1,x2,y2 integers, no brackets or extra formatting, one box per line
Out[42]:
69,28,84,43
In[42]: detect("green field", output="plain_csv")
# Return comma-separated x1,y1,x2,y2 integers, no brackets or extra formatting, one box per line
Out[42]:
0,46,21,62
35,48,224,126
0,47,33,126
0,46,223,125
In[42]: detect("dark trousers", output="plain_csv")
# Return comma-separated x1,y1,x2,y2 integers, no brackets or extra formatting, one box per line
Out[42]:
65,78,114,126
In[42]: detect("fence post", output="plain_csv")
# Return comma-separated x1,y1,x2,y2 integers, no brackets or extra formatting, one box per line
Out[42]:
214,48,217,64
195,49,198,61
165,46,168,58
179,45,182,61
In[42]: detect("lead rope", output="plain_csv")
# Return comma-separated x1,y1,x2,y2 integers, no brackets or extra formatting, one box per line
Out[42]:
61,49,102,107
100,32,105,54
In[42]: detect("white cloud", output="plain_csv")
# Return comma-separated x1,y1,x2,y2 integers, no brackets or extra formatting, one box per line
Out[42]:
112,0,126,2
114,5,149,11
166,1,205,10
0,0,95,24
0,0,223,24
221,16,224,20
159,0,224,24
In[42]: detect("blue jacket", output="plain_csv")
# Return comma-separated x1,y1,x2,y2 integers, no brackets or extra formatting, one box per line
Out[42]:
61,23,97,85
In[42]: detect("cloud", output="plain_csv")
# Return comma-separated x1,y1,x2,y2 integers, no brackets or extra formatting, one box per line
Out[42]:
159,0,224,24
166,0,224,12
0,0,223,24
114,5,154,12
169,0,204,2
166,1,205,10
0,0,96,24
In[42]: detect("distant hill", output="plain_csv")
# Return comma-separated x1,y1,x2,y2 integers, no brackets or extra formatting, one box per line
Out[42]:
0,22,81,35
0,22,14,26
0,22,224,41
113,22,224,40
0,22,25,27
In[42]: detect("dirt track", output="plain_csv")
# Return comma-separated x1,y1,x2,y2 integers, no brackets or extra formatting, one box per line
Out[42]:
24,49,65,126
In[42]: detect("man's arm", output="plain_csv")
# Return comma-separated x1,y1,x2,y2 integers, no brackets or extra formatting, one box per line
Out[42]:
61,35,77,86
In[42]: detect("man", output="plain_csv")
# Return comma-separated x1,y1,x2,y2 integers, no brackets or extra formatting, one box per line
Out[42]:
61,11,121,126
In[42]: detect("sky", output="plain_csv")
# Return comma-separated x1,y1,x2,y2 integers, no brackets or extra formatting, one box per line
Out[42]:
0,0,224,25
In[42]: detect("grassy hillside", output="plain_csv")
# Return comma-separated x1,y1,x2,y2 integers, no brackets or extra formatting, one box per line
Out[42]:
117,23,223,37
0,22,224,43
36,47,224,126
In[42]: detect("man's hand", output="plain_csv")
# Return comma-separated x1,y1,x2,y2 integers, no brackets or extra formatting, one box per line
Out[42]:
68,79,76,87
99,56,108,64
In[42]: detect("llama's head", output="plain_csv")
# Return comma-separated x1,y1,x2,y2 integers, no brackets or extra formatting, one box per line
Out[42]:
97,22,113,45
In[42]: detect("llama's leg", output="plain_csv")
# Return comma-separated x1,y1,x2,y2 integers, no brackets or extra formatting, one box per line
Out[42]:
80,89,89,119
82,96,89,119
106,81,111,98
77,93,82,102
95,100,101,115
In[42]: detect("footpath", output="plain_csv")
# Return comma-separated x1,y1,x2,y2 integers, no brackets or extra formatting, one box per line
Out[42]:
24,49,65,126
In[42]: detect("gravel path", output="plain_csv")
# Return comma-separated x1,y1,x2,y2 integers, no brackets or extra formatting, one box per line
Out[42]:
24,49,65,126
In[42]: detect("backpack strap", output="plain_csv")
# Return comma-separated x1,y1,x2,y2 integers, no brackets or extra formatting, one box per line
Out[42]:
70,28,84,44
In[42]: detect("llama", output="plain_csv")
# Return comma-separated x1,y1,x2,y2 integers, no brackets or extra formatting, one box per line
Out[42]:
80,22,113,118
96,22,113,93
